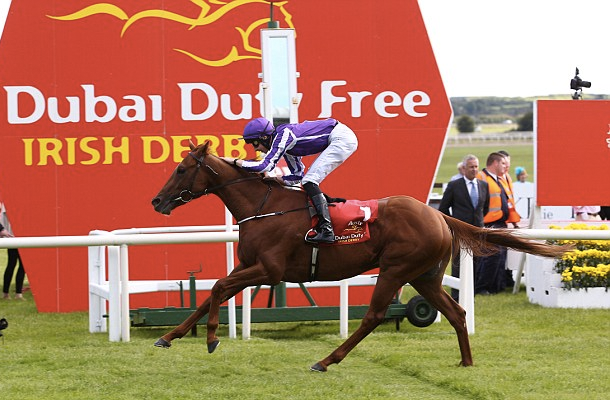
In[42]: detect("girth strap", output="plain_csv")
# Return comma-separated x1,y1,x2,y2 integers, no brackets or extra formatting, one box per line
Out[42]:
309,246,320,281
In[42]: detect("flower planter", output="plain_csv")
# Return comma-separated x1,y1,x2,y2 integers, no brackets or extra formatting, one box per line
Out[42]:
526,255,610,309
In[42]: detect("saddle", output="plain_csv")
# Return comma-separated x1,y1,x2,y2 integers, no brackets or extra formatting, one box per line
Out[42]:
310,199,379,246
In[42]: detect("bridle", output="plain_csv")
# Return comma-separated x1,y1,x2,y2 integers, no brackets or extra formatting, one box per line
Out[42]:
171,151,309,224
171,152,260,204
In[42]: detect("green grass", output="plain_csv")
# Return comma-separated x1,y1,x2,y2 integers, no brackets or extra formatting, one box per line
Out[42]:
1,250,609,399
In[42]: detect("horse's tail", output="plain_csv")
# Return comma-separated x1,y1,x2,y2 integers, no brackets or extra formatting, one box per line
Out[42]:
441,214,574,258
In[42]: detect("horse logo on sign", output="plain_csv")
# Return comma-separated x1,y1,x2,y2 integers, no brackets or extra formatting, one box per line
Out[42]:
47,0,295,67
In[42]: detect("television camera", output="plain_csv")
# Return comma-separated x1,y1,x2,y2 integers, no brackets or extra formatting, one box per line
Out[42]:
570,67,592,100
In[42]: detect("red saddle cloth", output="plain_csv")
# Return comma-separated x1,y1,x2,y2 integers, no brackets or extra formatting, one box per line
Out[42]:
312,199,379,245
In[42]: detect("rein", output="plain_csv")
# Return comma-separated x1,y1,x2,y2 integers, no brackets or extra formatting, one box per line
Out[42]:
172,152,261,203
173,151,309,224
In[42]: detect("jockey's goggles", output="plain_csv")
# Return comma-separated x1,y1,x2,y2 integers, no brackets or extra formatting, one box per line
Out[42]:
244,138,260,146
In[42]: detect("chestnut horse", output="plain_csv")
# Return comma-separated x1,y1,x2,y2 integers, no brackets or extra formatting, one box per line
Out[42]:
151,142,571,371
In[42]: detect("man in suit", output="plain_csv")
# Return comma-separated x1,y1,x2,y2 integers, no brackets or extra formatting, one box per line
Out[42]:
439,154,489,301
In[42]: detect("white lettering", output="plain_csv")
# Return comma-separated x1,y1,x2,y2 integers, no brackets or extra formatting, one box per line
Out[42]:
5,86,46,124
348,91,372,118
374,91,402,117
318,80,431,119
5,85,163,125
118,95,146,122
179,83,219,121
48,96,80,123
149,95,162,122
220,93,252,120
83,84,117,123
319,80,347,118
360,206,371,221
403,91,430,117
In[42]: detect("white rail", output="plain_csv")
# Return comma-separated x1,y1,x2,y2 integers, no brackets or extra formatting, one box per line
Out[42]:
2,226,606,341
0,225,474,341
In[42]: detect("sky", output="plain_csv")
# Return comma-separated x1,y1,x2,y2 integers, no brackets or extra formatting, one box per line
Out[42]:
418,0,610,98
1,1,610,98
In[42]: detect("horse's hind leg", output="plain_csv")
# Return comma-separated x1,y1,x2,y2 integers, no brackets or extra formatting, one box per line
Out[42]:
409,277,473,366
311,274,404,372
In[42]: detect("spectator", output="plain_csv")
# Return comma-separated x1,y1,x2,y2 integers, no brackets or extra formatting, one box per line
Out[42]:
1,202,25,300
450,162,465,181
573,206,602,221
475,152,510,295
439,154,489,301
515,166,528,183
512,167,534,219
599,207,610,220
497,150,521,229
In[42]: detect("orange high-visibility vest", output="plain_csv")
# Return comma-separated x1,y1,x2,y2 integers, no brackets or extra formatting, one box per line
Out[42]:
500,174,521,224
478,170,507,224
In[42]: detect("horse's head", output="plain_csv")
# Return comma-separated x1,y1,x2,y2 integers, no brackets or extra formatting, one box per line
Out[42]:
151,141,221,215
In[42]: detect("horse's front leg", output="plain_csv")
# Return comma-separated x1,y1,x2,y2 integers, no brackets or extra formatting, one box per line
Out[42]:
154,263,248,348
206,263,279,353
154,297,213,348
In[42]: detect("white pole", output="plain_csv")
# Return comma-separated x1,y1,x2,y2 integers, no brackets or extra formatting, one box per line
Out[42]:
88,245,107,333
107,246,121,342
458,247,475,335
225,208,237,339
340,280,349,339
120,244,130,342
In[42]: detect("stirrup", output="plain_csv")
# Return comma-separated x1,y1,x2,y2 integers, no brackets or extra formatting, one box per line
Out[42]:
305,228,335,244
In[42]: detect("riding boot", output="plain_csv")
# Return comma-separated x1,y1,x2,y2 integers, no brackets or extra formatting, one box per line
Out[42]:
306,193,335,244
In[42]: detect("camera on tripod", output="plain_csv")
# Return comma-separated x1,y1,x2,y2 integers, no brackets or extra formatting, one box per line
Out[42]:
570,67,591,100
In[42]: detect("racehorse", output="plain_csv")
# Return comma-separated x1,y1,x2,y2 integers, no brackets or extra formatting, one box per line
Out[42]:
151,142,572,371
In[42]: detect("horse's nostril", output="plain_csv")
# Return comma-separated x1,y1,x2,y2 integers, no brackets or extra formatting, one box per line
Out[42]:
151,197,160,207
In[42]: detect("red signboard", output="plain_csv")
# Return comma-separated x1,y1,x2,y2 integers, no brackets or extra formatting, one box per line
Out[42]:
0,0,451,312
536,100,610,206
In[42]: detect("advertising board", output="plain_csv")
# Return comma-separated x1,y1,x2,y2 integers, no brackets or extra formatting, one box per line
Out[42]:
0,0,451,312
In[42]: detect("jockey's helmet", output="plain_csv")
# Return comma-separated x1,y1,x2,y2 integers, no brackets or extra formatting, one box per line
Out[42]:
243,117,274,145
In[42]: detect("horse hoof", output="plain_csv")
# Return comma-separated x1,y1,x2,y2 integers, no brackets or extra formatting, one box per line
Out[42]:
207,340,220,354
310,362,327,372
154,338,171,348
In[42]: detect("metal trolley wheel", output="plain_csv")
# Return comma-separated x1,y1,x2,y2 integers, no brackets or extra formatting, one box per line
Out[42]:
405,295,437,328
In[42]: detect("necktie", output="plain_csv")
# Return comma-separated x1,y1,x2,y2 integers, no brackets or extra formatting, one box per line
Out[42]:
470,181,478,208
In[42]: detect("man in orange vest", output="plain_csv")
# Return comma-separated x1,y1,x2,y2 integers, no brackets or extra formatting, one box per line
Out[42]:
498,150,521,228
475,152,510,295
497,150,522,290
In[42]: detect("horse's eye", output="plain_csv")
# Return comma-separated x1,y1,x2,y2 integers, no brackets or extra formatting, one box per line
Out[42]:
176,167,185,175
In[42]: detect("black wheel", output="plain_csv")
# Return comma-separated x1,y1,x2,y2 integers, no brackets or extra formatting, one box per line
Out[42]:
405,295,437,328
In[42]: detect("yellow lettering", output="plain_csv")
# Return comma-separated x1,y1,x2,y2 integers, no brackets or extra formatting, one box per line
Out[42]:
65,138,77,165
103,137,129,164
80,137,100,165
38,138,63,166
142,136,170,163
221,134,248,158
194,135,221,155
171,135,192,162
23,138,34,166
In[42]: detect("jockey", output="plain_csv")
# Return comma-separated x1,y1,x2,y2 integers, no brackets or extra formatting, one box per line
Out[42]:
220,117,358,244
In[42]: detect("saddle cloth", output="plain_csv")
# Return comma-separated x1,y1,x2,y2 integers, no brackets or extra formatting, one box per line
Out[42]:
311,199,379,245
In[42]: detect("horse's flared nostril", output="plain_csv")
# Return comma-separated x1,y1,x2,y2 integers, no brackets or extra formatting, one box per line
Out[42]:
151,197,161,207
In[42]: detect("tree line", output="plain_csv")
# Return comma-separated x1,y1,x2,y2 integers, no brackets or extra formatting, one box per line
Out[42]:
452,94,609,133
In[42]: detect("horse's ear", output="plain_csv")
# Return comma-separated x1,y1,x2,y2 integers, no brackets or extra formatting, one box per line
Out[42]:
189,140,196,151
